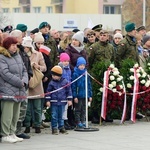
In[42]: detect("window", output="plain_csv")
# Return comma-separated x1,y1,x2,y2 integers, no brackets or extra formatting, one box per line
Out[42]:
46,7,53,13
33,7,41,13
13,8,20,13
103,5,121,14
3,8,9,13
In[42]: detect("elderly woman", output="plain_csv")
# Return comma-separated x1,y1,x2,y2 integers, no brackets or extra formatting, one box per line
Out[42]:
22,36,47,134
0,37,28,143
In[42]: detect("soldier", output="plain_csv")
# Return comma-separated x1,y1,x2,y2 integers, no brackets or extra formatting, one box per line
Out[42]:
92,24,103,42
115,22,139,68
39,22,59,67
136,25,146,37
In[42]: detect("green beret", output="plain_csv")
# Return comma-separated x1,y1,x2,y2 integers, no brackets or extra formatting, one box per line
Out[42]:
39,22,49,29
92,24,103,31
125,23,135,32
16,24,27,32
136,25,146,32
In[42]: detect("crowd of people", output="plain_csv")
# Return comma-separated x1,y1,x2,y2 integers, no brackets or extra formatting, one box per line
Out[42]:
0,21,149,143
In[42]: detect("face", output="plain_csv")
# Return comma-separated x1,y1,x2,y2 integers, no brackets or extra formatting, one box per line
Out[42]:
128,29,136,37
24,47,30,53
62,60,69,67
35,41,44,49
145,40,150,47
17,35,23,44
8,44,17,53
87,35,96,43
22,32,27,38
40,26,49,35
138,29,146,37
52,31,60,39
71,39,80,47
30,33,35,40
78,64,85,70
61,33,68,40
143,51,149,58
52,75,61,80
99,33,109,42
114,37,122,45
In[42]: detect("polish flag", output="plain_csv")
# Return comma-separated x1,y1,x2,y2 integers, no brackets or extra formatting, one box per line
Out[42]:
39,45,51,55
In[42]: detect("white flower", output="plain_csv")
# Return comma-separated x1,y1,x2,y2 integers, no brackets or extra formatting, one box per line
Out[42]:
113,71,119,76
109,84,114,89
136,69,140,73
147,80,150,84
142,73,147,78
112,88,117,92
99,87,103,92
113,67,118,71
134,63,139,68
147,63,150,66
127,83,132,88
119,85,123,89
140,80,146,84
117,77,121,82
137,73,141,78
129,75,134,80
130,68,134,72
109,64,115,69
110,75,115,81
111,81,116,87
120,76,123,80
145,82,150,87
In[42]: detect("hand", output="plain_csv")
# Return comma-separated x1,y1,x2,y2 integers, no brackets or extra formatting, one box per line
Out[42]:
74,98,78,103
33,63,40,70
68,101,72,106
43,77,48,82
46,101,51,107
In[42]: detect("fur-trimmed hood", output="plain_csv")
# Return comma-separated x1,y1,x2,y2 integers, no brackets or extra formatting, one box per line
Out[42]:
0,46,11,58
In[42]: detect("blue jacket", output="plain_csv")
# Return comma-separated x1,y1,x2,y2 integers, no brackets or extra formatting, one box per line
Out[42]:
46,77,72,105
72,67,92,98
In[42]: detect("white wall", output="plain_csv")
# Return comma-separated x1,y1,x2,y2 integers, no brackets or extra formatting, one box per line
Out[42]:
4,13,121,31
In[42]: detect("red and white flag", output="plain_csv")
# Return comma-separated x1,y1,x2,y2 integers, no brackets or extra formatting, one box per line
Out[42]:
39,45,51,55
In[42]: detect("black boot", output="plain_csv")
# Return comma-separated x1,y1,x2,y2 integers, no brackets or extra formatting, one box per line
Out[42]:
24,127,30,133
35,127,41,133
64,120,72,130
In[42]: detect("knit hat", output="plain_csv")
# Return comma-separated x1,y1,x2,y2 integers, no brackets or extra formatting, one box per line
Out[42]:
76,57,86,67
143,35,150,45
51,65,63,76
125,22,135,32
16,24,27,32
39,22,49,29
22,36,33,48
39,45,51,55
30,28,39,34
72,31,84,45
34,32,44,43
60,53,70,62
113,33,123,39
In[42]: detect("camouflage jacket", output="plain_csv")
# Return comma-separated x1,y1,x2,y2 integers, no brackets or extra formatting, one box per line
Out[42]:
115,34,139,68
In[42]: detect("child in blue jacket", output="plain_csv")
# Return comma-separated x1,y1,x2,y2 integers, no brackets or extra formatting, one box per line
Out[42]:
72,57,92,128
46,65,72,135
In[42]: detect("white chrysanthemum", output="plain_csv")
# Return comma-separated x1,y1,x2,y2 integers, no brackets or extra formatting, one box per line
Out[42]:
120,76,123,80
140,80,146,84
110,75,115,81
109,84,114,89
112,88,117,92
147,63,150,66
111,81,116,87
136,69,140,73
134,63,139,68
129,75,134,80
127,83,132,88
109,64,115,69
99,87,103,92
142,73,147,78
113,71,119,76
117,77,121,82
113,67,118,71
145,82,150,87
119,85,123,89
137,73,141,78
147,80,150,84
130,68,134,72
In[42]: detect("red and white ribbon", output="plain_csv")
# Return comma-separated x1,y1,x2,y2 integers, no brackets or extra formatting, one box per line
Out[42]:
101,69,110,120
131,68,139,123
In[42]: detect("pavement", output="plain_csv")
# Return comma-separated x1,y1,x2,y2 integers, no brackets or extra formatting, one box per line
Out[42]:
0,119,150,150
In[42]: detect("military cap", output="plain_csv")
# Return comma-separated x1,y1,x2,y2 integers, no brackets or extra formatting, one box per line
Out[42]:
3,25,13,33
100,30,109,34
30,28,39,34
125,22,135,32
16,24,28,32
39,22,49,29
72,28,80,33
92,24,103,31
136,25,146,32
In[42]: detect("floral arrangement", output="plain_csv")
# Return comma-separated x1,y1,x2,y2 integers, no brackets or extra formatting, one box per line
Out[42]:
99,64,125,119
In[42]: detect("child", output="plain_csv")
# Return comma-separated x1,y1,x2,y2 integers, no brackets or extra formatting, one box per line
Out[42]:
59,53,73,130
72,57,92,128
46,65,72,135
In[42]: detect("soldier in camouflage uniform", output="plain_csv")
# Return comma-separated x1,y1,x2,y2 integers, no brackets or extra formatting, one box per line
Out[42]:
115,22,139,68
89,30,114,69
39,22,59,68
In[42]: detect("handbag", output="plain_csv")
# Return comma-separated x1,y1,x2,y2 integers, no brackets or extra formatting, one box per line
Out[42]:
29,67,44,89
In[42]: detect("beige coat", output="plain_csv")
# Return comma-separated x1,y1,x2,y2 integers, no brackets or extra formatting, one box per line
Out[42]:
28,50,46,99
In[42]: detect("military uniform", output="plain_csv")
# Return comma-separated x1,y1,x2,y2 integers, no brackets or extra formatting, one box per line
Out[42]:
115,34,139,68
89,41,114,69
